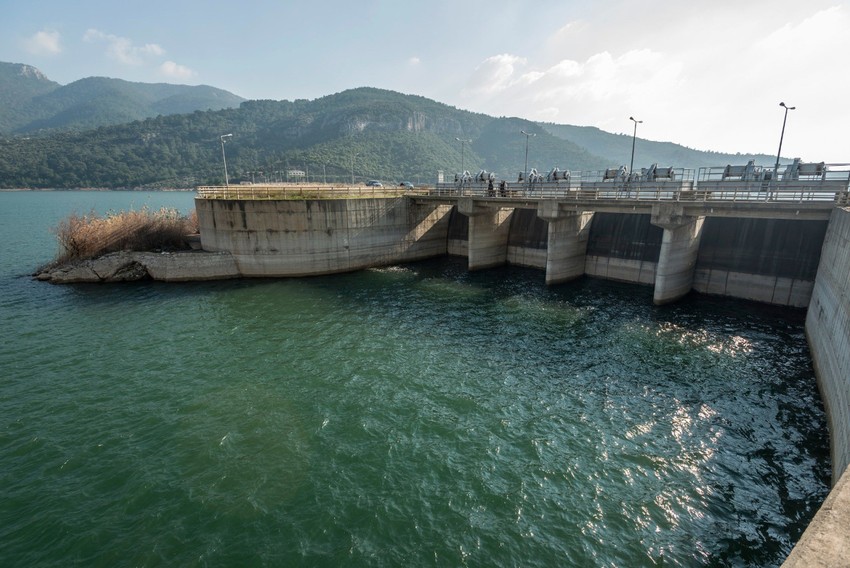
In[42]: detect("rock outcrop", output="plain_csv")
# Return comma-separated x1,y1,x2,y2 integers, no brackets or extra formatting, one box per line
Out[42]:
35,250,240,283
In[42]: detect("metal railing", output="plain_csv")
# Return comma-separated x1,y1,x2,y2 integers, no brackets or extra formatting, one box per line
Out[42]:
196,184,418,200
196,166,850,206
425,183,849,204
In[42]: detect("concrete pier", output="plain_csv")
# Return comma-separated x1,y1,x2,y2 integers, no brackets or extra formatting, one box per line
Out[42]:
458,197,513,271
537,201,594,285
651,204,705,305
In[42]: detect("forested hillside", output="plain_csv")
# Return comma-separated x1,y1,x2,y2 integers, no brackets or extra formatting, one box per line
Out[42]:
0,88,613,188
0,79,792,189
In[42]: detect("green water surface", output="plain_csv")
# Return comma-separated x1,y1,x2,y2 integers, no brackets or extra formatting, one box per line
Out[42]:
0,191,830,567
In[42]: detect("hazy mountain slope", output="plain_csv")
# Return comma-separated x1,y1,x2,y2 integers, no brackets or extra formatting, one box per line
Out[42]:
0,62,245,134
541,123,781,171
0,62,61,132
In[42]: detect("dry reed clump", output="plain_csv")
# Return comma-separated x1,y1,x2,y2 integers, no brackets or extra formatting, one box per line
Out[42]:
53,207,198,264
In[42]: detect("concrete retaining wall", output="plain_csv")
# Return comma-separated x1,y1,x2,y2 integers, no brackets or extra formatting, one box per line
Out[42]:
783,207,850,565
196,197,451,276
805,208,850,480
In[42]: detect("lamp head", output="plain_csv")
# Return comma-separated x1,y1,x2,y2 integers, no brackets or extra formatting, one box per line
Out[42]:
779,102,796,110
630,116,642,124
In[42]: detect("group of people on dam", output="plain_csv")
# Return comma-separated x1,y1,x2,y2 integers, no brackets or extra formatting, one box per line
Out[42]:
436,159,849,202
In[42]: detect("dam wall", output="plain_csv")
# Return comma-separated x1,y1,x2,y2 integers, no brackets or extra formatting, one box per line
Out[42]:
506,208,548,270
694,218,827,308
783,207,850,566
444,206,825,307
196,197,452,276
446,207,468,258
584,213,661,286
197,197,830,310
805,207,850,479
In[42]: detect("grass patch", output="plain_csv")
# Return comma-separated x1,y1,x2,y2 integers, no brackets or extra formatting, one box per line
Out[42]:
52,207,198,264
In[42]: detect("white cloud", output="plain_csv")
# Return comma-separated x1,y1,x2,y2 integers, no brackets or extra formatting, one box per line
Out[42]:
460,48,682,125
83,28,165,65
454,2,850,162
461,54,527,97
23,30,62,56
408,56,421,66
159,61,196,80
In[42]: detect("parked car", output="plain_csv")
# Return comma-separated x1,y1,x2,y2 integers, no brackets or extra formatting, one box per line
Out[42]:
399,181,415,189
365,180,383,187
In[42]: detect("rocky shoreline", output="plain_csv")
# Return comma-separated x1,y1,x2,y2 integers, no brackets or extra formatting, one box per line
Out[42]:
34,250,240,283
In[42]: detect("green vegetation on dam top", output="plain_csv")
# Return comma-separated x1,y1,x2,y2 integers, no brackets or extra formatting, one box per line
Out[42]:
0,191,830,566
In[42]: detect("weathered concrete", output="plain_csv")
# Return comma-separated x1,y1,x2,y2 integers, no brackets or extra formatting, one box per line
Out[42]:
781,206,850,565
505,209,548,269
196,197,451,276
692,218,827,308
693,269,814,308
457,197,514,271
585,255,657,285
651,204,705,305
782,466,850,567
36,250,240,283
806,207,850,480
506,245,547,269
537,202,594,285
584,213,662,286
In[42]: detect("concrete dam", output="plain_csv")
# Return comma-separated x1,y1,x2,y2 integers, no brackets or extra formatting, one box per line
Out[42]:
195,191,835,308
194,181,850,565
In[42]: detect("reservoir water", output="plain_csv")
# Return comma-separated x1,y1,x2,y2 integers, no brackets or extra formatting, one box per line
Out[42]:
0,191,830,566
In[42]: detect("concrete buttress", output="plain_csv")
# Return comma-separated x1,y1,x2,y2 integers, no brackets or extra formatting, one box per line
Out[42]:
651,204,705,305
537,202,594,285
458,197,513,271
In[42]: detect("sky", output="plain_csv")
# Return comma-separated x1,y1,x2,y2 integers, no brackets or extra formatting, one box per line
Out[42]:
3,0,849,164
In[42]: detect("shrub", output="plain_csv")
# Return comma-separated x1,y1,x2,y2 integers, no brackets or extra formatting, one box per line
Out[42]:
53,207,197,264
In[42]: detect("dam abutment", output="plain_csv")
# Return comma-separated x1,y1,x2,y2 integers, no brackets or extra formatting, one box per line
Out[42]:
783,206,850,566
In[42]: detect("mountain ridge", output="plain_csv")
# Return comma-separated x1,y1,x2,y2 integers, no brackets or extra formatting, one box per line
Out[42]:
0,63,788,189
0,62,245,134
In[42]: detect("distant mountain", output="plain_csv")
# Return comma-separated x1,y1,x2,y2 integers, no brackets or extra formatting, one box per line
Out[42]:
541,123,779,172
0,62,60,133
0,62,245,134
0,84,794,189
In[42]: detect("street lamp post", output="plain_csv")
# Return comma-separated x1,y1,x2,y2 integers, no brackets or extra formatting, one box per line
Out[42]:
773,102,796,182
350,152,358,185
628,117,642,177
220,133,233,185
520,130,535,178
455,137,471,173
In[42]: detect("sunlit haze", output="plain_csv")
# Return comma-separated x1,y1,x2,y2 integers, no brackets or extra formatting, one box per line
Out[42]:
3,0,848,163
